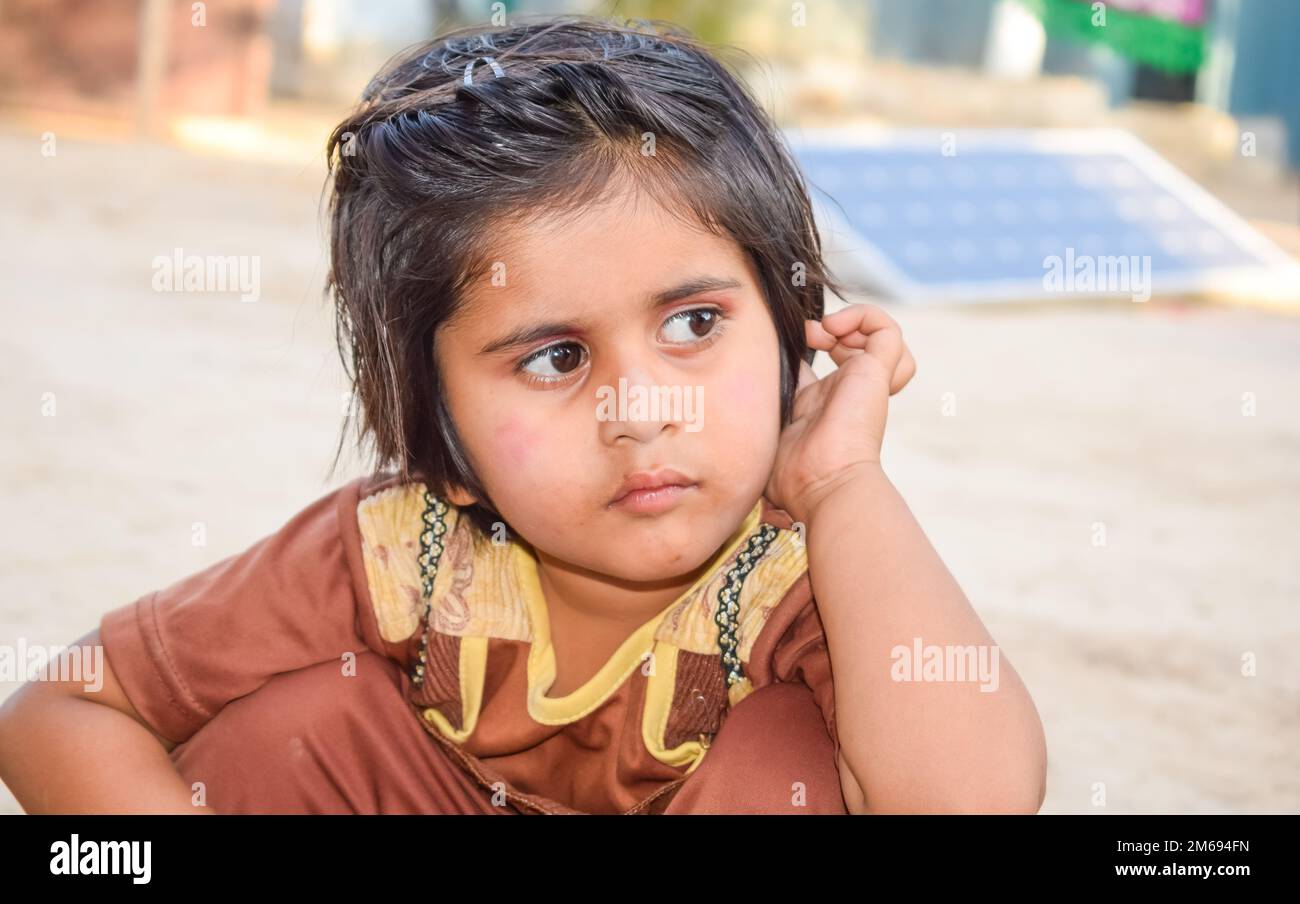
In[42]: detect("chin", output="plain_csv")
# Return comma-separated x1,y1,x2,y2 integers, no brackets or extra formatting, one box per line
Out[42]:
622,527,726,578
611,551,712,585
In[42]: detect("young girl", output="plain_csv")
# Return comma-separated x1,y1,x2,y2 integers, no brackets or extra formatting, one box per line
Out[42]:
0,16,1046,815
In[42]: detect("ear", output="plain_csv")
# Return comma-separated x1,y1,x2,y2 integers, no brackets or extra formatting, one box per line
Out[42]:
443,484,478,507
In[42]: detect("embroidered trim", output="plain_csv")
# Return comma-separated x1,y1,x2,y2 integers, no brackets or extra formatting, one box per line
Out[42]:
409,490,449,687
714,524,780,690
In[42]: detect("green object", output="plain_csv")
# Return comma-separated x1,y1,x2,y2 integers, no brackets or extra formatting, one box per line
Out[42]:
1018,0,1208,74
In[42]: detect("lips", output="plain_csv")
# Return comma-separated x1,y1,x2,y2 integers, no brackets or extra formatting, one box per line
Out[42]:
608,468,697,507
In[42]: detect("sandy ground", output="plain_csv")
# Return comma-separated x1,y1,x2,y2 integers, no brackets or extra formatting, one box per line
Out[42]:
1,126,1297,815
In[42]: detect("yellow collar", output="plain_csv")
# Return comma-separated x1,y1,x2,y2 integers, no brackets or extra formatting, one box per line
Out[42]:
518,498,765,724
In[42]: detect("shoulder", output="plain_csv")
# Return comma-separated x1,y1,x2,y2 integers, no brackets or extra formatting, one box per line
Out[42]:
734,499,813,664
736,498,826,686
346,474,477,646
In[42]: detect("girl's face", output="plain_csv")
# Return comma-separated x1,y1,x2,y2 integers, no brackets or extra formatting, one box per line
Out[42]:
434,179,783,584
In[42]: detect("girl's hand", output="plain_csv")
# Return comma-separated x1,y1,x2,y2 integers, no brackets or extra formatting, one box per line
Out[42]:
765,303,916,524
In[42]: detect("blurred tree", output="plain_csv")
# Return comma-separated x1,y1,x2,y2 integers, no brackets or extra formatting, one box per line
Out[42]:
606,0,745,46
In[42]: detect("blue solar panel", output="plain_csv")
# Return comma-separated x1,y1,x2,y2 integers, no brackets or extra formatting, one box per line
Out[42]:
783,129,1297,303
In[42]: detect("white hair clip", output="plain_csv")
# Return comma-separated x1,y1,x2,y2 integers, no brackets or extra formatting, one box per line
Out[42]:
463,55,505,85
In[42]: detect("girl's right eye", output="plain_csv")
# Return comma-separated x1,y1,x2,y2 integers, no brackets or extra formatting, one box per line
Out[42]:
516,342,587,385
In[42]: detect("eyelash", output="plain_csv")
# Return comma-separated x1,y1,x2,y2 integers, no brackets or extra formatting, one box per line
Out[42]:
514,306,730,389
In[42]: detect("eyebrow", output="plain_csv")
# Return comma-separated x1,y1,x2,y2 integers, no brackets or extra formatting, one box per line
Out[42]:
477,275,743,356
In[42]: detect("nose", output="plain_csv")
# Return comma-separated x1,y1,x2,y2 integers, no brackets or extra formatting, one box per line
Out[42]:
594,356,679,446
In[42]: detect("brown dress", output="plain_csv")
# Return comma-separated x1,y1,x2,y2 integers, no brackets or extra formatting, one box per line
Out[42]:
99,474,846,814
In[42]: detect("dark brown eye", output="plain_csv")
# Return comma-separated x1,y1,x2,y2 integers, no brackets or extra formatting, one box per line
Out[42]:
661,307,722,344
519,342,586,379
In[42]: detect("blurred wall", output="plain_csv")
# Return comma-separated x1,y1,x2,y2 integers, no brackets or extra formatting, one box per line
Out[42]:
0,0,276,119
1211,0,1300,167
868,0,999,68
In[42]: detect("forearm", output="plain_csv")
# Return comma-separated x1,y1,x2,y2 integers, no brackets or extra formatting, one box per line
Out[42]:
0,690,215,814
800,464,1047,813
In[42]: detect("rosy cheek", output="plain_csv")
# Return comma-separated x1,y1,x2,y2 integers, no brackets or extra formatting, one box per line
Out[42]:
722,373,761,413
495,416,537,470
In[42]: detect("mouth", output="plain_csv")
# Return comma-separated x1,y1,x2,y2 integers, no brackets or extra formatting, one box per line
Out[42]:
607,468,699,513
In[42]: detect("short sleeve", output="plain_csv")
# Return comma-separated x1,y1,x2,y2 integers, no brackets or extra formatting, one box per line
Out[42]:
746,573,840,761
98,476,384,744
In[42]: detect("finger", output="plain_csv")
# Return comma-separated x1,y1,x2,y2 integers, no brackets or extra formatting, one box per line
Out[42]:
805,318,837,350
825,319,904,379
820,304,911,393
863,322,905,382
821,303,898,341
891,344,917,395
816,305,895,354
827,342,866,368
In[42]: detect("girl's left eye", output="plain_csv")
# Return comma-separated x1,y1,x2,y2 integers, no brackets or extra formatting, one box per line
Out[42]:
659,306,727,345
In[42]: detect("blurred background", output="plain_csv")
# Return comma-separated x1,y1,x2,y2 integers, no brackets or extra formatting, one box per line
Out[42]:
1,0,1297,814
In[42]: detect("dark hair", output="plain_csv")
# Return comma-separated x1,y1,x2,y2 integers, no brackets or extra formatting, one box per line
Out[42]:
324,14,845,538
